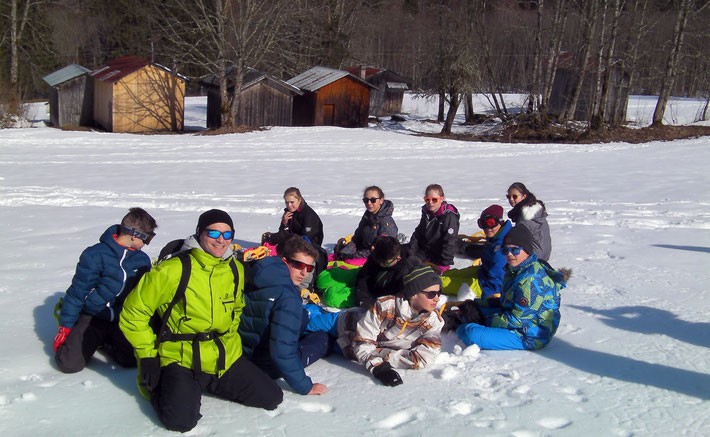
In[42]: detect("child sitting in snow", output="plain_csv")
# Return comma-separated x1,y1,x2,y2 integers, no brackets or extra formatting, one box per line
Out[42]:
451,226,565,350
306,265,444,386
54,207,157,373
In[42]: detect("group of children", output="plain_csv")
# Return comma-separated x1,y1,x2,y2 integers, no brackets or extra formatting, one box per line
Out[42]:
53,183,567,432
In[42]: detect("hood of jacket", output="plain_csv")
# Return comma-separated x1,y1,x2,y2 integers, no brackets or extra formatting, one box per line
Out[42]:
422,201,458,218
99,224,131,256
250,256,296,290
508,253,566,287
508,200,546,222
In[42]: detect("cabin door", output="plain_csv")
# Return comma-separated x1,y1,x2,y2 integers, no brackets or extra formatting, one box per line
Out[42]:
322,104,335,126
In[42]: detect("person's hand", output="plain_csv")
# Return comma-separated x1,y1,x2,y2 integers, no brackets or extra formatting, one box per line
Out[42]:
53,326,71,352
458,300,484,325
372,362,403,387
139,357,161,393
282,211,293,225
308,383,328,395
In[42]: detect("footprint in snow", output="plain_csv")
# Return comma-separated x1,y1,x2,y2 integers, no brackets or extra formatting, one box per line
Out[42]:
374,408,422,429
537,416,572,429
293,402,333,413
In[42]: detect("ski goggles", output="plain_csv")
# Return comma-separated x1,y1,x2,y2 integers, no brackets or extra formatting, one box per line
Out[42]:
423,197,442,204
420,290,442,299
501,246,524,256
362,197,381,204
478,215,501,229
286,258,316,273
204,229,234,240
120,225,155,244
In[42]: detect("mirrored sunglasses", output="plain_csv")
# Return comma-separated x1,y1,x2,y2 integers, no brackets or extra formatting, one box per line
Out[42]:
423,197,442,204
362,197,381,204
205,229,234,240
120,225,155,244
286,258,315,272
501,246,524,256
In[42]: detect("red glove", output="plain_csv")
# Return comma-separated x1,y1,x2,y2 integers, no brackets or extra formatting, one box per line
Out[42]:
53,326,71,352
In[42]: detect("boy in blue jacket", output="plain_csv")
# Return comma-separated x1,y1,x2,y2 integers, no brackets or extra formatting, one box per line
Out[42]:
54,207,157,373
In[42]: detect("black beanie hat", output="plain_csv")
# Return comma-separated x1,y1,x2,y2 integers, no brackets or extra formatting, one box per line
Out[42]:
402,265,442,299
504,225,534,256
196,209,234,234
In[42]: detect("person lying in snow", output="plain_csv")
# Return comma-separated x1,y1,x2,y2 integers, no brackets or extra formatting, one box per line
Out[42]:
305,265,444,387
54,207,156,374
450,225,565,350
239,236,330,396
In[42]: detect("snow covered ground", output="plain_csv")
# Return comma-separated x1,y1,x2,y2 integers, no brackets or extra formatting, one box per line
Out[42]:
1,94,709,436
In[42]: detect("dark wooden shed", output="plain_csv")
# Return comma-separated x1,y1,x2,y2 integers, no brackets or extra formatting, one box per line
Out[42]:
346,66,410,117
200,66,302,129
287,66,376,128
547,52,630,124
42,64,93,127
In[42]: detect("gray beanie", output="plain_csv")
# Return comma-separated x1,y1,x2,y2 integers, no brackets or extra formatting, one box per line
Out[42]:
504,225,535,256
402,265,442,299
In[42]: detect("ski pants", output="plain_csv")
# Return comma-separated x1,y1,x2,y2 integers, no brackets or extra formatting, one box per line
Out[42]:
152,357,283,432
456,322,526,350
55,313,136,373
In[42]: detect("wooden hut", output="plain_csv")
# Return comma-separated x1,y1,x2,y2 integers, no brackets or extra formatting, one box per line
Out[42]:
547,52,630,124
287,66,376,128
42,64,93,127
200,66,302,129
90,56,185,133
346,66,410,117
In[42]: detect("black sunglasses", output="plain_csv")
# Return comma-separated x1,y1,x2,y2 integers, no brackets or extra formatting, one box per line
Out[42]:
420,290,441,299
286,258,316,272
362,197,381,204
120,225,155,244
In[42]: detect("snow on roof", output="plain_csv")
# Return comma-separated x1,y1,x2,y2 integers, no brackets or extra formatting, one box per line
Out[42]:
387,82,409,90
42,64,90,87
287,66,376,92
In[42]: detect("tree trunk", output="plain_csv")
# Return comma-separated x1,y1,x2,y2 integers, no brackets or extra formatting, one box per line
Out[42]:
528,0,544,114
562,1,599,122
619,0,649,123
441,89,460,135
541,0,569,116
464,93,475,124
651,0,692,127
437,89,446,122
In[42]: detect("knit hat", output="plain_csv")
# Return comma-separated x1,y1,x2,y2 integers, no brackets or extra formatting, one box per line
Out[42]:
402,265,442,299
196,209,234,234
478,204,504,229
503,225,534,256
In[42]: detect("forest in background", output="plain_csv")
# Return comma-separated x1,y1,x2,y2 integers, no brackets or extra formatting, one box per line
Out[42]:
1,0,709,130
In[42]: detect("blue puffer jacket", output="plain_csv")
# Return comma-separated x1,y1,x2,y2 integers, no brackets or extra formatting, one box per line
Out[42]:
60,225,151,329
478,220,512,298
478,254,565,350
239,257,312,395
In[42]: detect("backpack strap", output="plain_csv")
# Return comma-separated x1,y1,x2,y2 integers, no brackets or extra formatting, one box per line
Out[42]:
154,252,191,348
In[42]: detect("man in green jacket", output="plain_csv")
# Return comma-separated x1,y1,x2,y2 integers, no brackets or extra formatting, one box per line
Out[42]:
120,209,283,432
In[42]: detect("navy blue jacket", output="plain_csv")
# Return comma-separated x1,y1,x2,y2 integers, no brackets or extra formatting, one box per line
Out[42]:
59,225,151,328
478,220,512,298
239,257,312,395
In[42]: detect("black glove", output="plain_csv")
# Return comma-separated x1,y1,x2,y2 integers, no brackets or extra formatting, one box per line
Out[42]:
372,362,403,387
139,357,161,393
441,308,463,332
458,300,484,325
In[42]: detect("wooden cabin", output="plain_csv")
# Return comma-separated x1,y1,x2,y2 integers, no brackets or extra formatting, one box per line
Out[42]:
287,66,376,128
346,66,410,116
547,52,630,124
90,56,185,133
42,64,93,127
200,66,302,129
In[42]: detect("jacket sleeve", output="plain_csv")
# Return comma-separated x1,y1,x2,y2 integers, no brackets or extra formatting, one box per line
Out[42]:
438,212,460,265
380,317,443,370
487,276,537,330
298,209,324,246
350,300,387,372
269,292,313,395
119,263,176,360
354,261,377,308
60,247,102,328
408,213,425,254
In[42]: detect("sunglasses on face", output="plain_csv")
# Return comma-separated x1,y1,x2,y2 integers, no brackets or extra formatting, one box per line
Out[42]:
506,193,521,201
424,197,442,204
363,197,381,204
478,215,500,229
420,290,442,299
286,258,316,272
501,246,524,256
120,225,155,244
204,229,234,240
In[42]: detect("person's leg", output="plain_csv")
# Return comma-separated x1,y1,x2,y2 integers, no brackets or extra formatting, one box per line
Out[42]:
456,323,525,350
298,331,333,367
209,355,283,410
152,363,205,432
101,319,137,368
304,309,341,338
55,314,104,373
